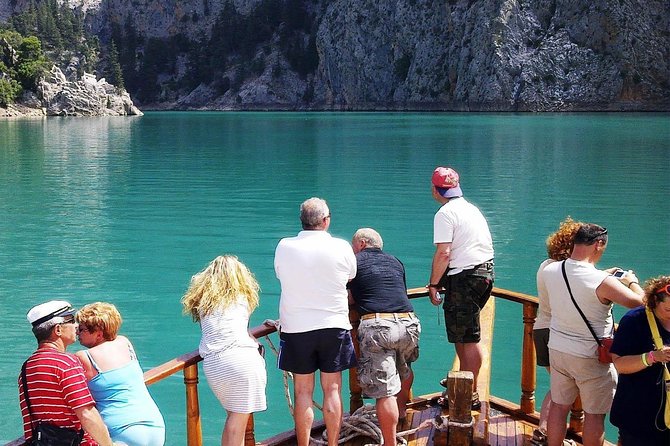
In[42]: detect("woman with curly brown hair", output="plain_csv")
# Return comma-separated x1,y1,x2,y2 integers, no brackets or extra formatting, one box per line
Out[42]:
181,255,267,446
610,276,670,445
531,217,583,445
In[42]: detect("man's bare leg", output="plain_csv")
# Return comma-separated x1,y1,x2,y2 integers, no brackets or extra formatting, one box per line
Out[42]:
547,401,571,446
455,342,483,391
582,412,605,446
376,396,398,446
293,373,316,446
397,368,414,419
320,371,343,446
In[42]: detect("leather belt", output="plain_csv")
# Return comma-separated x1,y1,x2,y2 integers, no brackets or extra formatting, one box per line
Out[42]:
360,312,415,321
473,260,494,270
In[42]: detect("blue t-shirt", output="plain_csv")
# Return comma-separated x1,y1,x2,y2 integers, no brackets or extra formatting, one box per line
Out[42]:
348,248,413,315
610,306,670,439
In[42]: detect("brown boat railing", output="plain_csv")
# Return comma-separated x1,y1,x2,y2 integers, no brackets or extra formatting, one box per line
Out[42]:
6,286,584,446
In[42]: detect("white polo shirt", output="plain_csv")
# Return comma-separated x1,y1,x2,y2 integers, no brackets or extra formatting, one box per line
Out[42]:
275,230,357,333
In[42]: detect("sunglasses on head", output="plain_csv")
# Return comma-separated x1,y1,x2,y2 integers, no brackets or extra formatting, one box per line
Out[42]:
655,284,670,296
585,227,608,242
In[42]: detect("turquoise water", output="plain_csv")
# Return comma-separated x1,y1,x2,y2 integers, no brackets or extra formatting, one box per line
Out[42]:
1,112,669,444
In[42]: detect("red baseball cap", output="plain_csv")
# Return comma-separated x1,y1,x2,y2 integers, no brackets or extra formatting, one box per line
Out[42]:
431,167,463,198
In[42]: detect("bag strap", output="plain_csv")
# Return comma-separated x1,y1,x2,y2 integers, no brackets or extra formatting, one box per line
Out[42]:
646,306,667,351
20,360,38,438
561,260,602,346
644,306,670,429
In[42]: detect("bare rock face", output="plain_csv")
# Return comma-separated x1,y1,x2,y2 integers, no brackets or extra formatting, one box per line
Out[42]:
38,66,143,116
4,0,667,111
311,0,669,111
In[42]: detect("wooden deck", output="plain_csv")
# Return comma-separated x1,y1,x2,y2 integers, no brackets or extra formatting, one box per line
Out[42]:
400,396,614,446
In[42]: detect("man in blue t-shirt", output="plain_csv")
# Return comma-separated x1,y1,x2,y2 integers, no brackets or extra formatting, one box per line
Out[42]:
349,228,421,446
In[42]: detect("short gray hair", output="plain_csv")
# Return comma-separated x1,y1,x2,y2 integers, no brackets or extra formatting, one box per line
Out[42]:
300,197,330,229
352,228,383,249
32,320,59,342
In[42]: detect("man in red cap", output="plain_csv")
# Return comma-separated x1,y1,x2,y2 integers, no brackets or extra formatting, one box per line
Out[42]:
427,167,495,409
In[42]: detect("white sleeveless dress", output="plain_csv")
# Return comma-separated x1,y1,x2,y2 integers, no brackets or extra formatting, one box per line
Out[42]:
199,296,267,413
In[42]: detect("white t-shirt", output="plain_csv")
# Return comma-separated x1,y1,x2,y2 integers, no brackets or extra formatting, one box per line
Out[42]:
544,258,611,358
275,230,357,333
433,197,494,274
534,258,555,330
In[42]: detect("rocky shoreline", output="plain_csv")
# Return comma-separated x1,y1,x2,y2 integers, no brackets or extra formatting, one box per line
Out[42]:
1,66,142,118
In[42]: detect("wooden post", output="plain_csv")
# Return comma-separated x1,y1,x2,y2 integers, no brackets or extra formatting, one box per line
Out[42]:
447,371,474,446
184,363,203,446
520,302,537,414
244,415,255,446
348,309,364,412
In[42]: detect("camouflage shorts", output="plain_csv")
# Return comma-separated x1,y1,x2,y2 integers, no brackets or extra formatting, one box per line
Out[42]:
356,314,421,399
442,265,494,343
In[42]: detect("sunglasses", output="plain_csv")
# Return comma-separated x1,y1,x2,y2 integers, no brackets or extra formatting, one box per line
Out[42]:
585,227,608,242
60,317,76,325
656,284,670,296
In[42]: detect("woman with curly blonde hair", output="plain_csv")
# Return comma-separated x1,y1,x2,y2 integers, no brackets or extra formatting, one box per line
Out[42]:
181,255,266,446
610,276,670,445
531,217,583,445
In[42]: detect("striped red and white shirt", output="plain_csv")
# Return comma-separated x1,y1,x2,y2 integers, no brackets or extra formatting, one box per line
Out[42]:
18,347,97,445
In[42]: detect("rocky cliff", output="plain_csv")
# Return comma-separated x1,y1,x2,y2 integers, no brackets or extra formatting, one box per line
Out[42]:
3,0,667,111
1,65,143,117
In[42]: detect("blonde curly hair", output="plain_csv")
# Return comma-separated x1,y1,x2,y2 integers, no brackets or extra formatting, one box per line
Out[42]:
546,217,583,261
181,255,260,322
643,275,670,309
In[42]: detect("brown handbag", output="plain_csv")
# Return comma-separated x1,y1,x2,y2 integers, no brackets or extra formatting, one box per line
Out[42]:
596,336,614,364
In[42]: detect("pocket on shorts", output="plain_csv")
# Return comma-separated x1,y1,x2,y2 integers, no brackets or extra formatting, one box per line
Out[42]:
463,276,492,308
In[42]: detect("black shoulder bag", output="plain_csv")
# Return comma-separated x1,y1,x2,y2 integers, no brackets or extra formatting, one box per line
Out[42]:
561,261,615,364
20,361,85,446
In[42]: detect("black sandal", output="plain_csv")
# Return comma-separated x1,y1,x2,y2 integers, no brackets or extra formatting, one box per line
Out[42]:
530,428,547,446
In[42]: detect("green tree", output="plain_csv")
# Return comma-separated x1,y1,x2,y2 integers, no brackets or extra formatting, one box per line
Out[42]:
0,77,22,106
16,36,51,89
107,40,124,89
36,0,62,50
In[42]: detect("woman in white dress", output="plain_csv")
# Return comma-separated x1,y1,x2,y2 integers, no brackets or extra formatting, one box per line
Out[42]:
181,255,267,446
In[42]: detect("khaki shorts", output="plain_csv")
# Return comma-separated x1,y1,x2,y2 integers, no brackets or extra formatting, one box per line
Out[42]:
357,314,421,399
549,348,617,414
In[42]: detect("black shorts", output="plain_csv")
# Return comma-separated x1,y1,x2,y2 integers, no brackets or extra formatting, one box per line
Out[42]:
533,328,550,367
278,328,357,374
440,263,494,343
